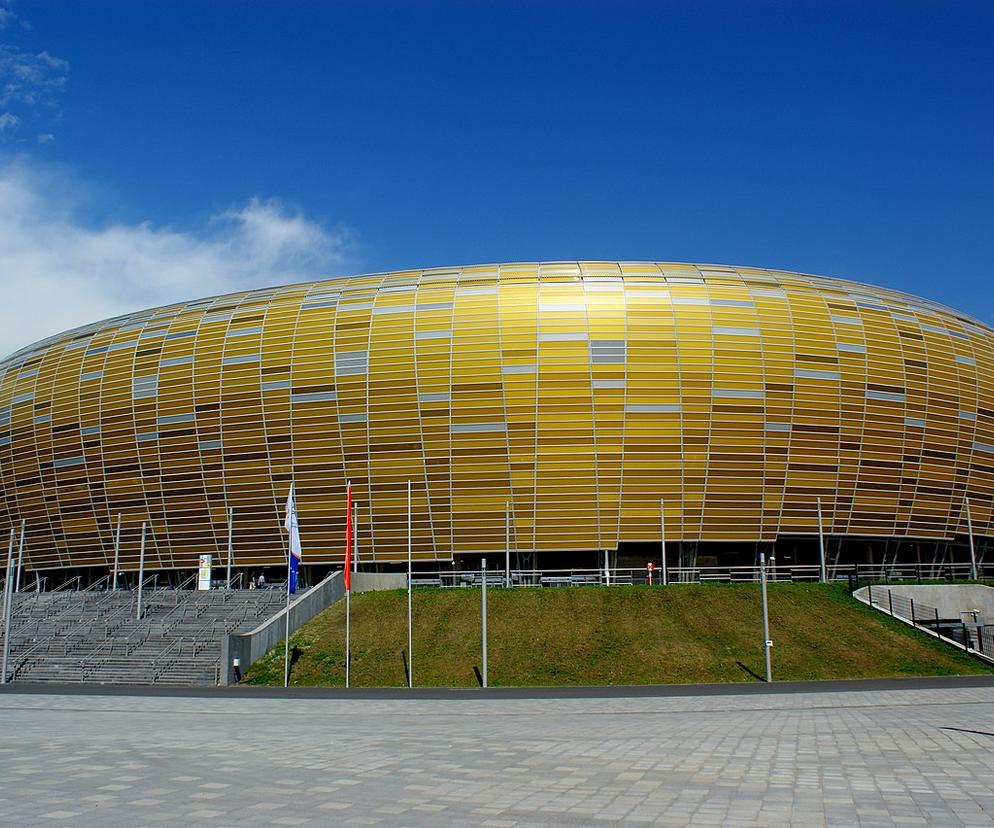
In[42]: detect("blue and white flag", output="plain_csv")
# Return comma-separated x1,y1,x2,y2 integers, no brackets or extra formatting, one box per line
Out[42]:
284,483,302,593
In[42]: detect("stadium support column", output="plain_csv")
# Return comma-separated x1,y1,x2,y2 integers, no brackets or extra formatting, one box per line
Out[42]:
111,513,122,591
966,499,978,580
505,502,510,588
1,528,15,684
136,521,147,620
226,507,234,589
14,520,25,593
660,498,668,586
604,549,610,586
760,552,772,683
817,497,826,584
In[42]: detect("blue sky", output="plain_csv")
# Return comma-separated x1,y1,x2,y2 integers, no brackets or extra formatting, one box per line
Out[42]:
0,1,992,353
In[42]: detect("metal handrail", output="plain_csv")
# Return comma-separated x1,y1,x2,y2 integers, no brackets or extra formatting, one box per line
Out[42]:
176,571,198,593
156,589,203,634
79,636,115,681
83,574,111,592
7,589,92,638
150,637,185,684
52,575,81,592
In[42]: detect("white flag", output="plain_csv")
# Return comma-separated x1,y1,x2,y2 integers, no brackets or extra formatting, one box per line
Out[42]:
284,483,302,591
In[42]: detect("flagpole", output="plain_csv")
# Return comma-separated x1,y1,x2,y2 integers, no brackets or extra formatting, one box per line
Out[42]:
284,483,293,689
760,552,772,683
407,479,413,689
345,480,352,689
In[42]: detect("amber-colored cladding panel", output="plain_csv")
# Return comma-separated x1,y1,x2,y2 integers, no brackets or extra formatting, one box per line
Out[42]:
1,262,992,571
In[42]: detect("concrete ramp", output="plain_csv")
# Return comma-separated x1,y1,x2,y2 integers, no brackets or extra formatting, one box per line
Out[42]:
221,571,405,684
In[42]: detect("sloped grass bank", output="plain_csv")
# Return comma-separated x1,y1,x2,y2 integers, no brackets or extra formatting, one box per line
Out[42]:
244,583,991,687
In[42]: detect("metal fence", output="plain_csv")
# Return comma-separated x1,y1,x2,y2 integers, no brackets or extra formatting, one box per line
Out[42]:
406,561,990,589
862,584,994,662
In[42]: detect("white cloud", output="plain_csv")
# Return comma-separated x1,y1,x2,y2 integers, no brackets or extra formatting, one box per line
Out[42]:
0,159,357,357
0,45,68,108
0,1,15,30
0,111,17,133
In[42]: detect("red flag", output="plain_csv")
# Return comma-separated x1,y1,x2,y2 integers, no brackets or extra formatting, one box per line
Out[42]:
344,481,353,591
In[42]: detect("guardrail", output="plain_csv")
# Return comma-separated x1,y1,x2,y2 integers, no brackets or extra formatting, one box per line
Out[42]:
857,584,994,663
403,561,989,589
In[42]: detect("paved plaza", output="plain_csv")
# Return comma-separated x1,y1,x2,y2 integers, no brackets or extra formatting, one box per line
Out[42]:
2,681,994,826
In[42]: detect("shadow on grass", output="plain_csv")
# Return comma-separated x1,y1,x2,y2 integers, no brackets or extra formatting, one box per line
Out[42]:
736,661,766,682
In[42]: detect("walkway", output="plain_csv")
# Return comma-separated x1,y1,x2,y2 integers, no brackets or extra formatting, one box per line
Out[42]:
2,680,994,825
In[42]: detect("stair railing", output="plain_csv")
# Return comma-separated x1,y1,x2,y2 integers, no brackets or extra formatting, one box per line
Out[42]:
79,636,115,681
83,574,111,593
150,637,185,684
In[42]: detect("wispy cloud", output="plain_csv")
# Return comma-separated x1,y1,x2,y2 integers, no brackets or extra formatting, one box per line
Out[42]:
0,159,357,358
0,45,68,108
0,0,69,142
0,0,17,30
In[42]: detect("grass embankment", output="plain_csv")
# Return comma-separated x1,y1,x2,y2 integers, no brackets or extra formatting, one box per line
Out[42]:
244,583,992,687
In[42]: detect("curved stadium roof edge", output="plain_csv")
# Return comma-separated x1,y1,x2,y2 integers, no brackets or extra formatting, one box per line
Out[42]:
1,260,982,362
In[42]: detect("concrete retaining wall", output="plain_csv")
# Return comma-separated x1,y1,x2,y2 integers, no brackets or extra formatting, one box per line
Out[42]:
861,584,994,620
220,571,406,685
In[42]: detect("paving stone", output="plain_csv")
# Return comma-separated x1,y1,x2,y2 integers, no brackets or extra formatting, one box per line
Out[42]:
2,686,994,825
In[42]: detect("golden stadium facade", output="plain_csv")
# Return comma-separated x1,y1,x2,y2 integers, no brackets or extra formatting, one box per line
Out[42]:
1,261,992,575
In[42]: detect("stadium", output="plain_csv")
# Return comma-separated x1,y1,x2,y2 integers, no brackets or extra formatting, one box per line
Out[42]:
1,261,992,584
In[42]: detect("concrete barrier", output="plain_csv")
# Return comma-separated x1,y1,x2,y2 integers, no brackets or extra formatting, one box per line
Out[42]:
220,571,406,685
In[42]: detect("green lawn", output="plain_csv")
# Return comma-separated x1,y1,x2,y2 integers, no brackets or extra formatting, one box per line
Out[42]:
243,583,992,687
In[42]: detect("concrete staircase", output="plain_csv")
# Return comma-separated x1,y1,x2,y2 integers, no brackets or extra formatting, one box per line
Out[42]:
0,588,289,686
